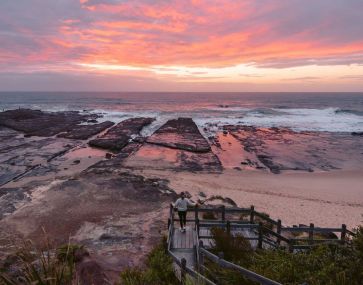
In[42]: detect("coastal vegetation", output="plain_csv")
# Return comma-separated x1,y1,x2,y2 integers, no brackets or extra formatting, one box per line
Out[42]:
119,237,178,285
120,225,363,285
0,238,80,285
204,225,363,284
2,226,361,285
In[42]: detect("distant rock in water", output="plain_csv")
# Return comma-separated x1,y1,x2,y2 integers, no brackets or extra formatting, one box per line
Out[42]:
335,109,363,116
89,117,154,151
351,132,363,136
146,117,211,153
0,108,101,137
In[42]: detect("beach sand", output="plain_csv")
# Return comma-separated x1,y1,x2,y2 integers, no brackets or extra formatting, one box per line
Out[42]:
135,168,363,228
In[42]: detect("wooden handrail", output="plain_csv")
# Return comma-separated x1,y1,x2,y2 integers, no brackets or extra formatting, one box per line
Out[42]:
282,227,346,232
167,204,356,284
199,248,282,285
169,203,355,247
168,248,216,284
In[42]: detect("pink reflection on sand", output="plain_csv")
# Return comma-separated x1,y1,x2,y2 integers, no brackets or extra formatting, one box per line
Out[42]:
211,132,249,169
132,144,178,163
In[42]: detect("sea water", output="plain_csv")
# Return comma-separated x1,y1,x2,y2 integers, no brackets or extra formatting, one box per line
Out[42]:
0,92,363,134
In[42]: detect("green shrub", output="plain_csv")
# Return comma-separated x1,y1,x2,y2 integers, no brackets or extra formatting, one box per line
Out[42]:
0,239,78,285
205,229,363,285
120,268,148,285
210,227,252,264
250,243,363,285
353,226,363,260
119,237,178,285
57,244,84,264
202,212,217,220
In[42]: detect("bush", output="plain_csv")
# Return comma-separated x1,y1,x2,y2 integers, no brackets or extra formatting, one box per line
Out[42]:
119,237,178,285
250,243,363,285
0,238,78,285
202,212,217,220
206,227,363,285
120,268,148,285
210,227,252,264
353,226,363,260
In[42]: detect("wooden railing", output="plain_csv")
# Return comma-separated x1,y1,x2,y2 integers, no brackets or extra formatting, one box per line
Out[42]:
167,204,356,284
171,205,355,249
167,204,216,284
198,245,281,285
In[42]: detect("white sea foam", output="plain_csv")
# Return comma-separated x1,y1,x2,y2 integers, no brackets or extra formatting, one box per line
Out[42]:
196,107,363,133
88,107,363,135
2,99,362,134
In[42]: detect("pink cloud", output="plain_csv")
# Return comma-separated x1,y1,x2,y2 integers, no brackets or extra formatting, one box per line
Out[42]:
0,0,363,91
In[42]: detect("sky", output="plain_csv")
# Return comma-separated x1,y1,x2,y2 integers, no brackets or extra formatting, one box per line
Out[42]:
1,0,363,92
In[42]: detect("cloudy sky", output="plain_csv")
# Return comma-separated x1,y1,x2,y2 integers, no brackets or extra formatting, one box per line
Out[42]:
1,0,363,91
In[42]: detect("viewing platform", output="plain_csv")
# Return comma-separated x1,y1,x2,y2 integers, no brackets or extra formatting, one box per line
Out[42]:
167,204,356,285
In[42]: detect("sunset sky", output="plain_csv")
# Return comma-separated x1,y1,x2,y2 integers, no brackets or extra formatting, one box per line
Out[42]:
1,0,363,91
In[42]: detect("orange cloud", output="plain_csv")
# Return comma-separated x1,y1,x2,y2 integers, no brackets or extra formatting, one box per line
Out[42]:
1,0,363,91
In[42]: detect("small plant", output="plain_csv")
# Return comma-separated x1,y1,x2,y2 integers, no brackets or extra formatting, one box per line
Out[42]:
57,244,84,264
120,268,148,285
239,213,249,221
0,236,79,285
353,226,363,260
119,237,178,285
255,212,274,231
210,227,252,264
202,212,217,220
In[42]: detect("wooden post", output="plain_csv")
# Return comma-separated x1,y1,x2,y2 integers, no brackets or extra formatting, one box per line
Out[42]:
250,205,255,224
221,205,225,221
226,220,231,235
181,258,186,284
288,239,294,253
341,224,347,245
170,203,173,214
218,251,224,260
170,203,174,225
258,222,263,249
276,219,282,246
196,218,200,237
194,204,199,223
309,223,314,245
199,240,204,273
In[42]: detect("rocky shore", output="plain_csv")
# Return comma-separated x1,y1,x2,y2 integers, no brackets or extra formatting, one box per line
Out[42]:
146,117,211,153
211,125,363,173
89,117,154,151
0,108,102,137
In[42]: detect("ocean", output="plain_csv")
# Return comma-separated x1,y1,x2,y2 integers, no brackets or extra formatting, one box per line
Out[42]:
1,92,363,135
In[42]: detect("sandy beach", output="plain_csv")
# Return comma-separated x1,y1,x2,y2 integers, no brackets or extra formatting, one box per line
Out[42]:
137,169,363,228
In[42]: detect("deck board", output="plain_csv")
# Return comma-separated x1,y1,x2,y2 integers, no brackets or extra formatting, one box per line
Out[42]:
171,222,256,272
171,227,197,269
172,227,194,249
